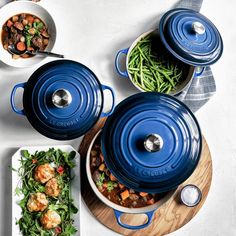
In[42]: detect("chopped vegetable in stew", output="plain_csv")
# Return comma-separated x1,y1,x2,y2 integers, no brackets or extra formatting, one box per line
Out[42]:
90,135,166,208
2,13,49,59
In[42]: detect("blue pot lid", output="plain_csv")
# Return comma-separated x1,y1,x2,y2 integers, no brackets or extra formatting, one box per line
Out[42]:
159,8,223,66
23,60,103,140
101,92,202,193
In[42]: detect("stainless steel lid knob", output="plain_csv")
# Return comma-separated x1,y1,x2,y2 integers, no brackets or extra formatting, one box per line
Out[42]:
192,21,205,35
52,89,72,108
144,134,163,152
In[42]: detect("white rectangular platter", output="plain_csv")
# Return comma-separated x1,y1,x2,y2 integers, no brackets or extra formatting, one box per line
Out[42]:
12,145,81,236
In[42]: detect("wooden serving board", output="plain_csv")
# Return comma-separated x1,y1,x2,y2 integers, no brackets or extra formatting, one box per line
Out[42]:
79,118,212,236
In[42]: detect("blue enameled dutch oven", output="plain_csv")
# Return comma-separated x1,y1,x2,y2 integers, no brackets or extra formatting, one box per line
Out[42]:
115,8,223,94
86,92,202,230
10,60,115,140
101,92,202,193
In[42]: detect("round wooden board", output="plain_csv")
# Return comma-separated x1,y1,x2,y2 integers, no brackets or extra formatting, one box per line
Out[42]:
79,118,213,236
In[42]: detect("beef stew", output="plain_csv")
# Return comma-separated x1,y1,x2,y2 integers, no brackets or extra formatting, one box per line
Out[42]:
2,13,49,59
90,135,165,208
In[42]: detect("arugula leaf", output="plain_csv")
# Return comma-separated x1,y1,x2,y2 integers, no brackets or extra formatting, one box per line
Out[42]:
70,203,78,214
64,151,76,168
49,204,68,212
63,225,77,235
68,151,76,160
21,150,30,158
15,186,22,196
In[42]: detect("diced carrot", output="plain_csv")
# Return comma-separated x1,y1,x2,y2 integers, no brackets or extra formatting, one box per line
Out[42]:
146,198,155,205
99,163,105,171
110,173,117,181
26,15,34,24
120,189,130,201
7,20,13,28
139,192,148,197
103,182,108,188
119,183,125,189
16,42,26,51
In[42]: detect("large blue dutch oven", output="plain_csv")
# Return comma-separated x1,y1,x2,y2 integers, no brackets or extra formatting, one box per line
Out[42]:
86,92,202,230
10,59,115,140
115,8,223,94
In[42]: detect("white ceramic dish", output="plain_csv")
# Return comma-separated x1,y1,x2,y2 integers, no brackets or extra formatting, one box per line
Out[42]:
12,145,81,236
0,1,56,68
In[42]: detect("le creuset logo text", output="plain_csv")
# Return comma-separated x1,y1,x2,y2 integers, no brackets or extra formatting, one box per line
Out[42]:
49,118,80,127
133,165,173,177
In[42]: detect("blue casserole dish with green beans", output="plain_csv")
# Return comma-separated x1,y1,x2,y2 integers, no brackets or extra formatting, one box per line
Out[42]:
115,30,195,95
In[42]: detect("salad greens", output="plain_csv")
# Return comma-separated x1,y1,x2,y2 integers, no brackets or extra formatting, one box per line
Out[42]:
14,148,78,236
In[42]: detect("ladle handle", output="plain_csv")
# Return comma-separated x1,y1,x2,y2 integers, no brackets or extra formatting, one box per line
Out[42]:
36,51,64,58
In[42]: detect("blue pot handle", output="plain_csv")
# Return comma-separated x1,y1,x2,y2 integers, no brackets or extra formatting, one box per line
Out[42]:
114,209,155,230
115,48,129,78
10,82,26,116
101,84,115,117
195,67,205,76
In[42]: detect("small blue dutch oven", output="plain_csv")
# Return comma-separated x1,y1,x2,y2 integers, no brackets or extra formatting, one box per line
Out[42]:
86,92,202,230
115,8,223,94
10,59,115,140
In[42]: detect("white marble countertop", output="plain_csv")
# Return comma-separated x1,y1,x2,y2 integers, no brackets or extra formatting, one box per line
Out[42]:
0,0,235,235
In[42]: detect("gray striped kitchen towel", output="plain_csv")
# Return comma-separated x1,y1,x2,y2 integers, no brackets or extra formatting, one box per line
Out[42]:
173,0,216,113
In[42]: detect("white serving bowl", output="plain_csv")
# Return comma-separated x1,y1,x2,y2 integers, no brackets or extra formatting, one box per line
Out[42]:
0,1,56,68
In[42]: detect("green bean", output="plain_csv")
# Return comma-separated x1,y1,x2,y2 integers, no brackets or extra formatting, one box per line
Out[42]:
128,33,184,93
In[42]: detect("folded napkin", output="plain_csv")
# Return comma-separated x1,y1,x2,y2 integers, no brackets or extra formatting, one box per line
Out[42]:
173,0,216,113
